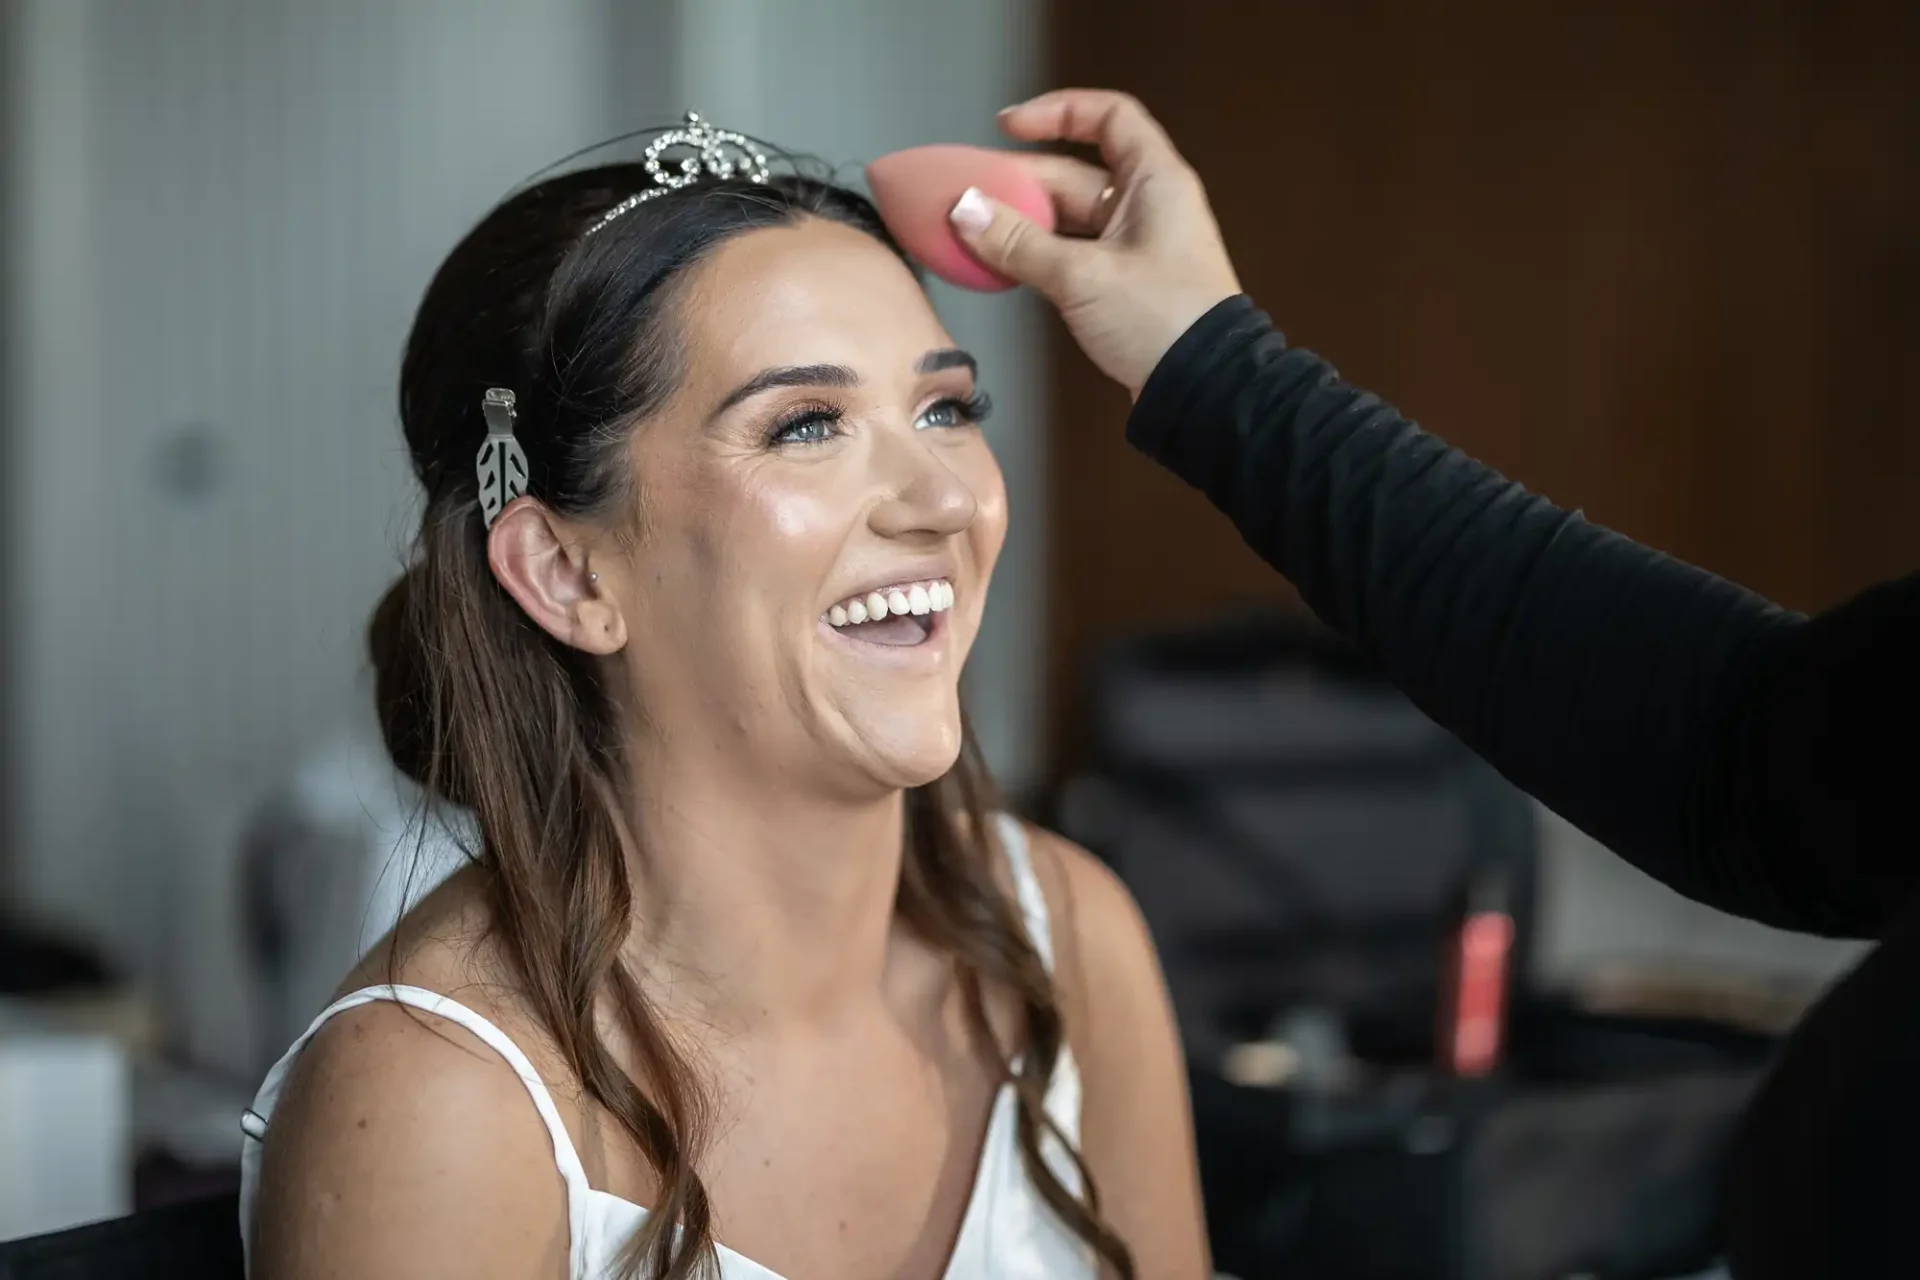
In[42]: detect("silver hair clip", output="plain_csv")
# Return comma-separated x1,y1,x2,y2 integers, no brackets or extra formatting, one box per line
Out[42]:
476,388,529,529
582,110,772,237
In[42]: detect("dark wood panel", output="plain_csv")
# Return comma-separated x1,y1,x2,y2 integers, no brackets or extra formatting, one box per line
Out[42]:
1044,1,1920,773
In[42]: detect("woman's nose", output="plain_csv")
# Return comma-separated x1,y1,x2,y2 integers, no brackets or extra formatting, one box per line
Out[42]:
867,434,979,540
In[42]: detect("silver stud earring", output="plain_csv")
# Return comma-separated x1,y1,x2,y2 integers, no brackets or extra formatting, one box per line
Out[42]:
589,572,599,583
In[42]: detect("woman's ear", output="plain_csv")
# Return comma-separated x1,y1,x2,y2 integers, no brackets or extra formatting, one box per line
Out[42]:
486,497,627,655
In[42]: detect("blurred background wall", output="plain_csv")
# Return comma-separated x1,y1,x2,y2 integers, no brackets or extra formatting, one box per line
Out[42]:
5,0,637,983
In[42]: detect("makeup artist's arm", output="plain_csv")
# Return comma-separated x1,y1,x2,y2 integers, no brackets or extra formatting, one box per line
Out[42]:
1126,300,1920,938
956,89,1920,939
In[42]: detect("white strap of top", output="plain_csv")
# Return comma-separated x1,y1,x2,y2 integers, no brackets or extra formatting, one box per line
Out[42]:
994,814,1053,972
259,984,594,1197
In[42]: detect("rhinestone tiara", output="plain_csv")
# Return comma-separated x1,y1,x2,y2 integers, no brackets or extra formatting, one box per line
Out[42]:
582,111,773,237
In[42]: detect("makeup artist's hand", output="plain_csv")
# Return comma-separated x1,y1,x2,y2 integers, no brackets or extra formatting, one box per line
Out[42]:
949,89,1241,399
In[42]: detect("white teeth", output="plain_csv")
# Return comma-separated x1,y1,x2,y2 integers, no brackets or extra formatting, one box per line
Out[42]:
826,578,956,629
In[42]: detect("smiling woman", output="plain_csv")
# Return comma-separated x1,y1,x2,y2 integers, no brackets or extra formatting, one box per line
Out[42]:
233,121,1208,1280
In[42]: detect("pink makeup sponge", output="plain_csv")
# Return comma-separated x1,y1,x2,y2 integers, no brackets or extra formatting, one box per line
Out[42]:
865,145,1056,292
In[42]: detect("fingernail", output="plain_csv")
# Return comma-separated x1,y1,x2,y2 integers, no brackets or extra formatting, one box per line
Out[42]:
949,187,992,233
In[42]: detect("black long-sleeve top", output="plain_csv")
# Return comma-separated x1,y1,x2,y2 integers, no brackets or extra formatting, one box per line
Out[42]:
1129,296,1920,1278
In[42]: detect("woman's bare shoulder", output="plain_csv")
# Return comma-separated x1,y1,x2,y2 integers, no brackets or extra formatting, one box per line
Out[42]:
251,940,572,1277
249,864,581,1278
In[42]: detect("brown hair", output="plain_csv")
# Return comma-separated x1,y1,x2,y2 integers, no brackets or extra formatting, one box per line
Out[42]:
367,161,1133,1278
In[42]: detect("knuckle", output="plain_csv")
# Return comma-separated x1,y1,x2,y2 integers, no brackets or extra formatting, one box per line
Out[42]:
996,218,1030,260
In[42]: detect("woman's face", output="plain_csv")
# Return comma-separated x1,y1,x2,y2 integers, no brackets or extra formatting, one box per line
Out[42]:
610,217,1007,795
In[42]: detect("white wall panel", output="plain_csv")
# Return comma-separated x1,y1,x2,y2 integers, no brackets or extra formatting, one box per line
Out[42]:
4,0,625,978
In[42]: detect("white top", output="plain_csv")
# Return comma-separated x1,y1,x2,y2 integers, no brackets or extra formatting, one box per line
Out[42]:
238,815,1096,1279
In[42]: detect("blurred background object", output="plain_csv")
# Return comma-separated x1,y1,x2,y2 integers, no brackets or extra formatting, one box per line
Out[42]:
1046,611,1776,1279
1,0,1915,1275
0,1002,130,1241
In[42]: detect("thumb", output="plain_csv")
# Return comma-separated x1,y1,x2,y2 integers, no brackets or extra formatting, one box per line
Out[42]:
948,187,1077,295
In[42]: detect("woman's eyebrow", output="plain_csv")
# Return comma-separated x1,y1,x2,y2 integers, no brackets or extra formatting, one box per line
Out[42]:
711,363,858,419
917,348,976,376
710,349,978,421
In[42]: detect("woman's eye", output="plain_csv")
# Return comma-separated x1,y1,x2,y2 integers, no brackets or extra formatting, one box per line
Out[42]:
916,392,993,431
771,411,840,446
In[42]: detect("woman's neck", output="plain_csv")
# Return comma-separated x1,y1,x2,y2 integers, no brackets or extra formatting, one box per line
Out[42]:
615,754,924,1036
